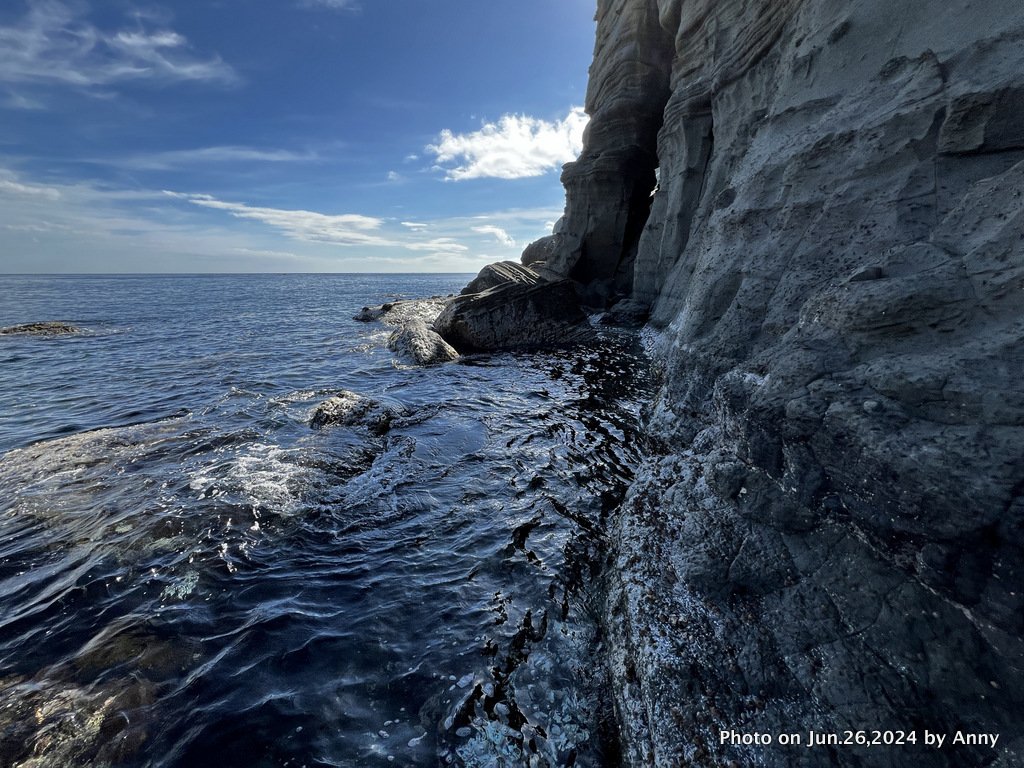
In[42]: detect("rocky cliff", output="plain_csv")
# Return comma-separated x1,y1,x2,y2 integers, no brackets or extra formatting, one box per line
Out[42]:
500,0,1024,764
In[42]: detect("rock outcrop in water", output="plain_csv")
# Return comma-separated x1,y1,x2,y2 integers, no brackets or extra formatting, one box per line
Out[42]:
310,391,405,436
0,322,79,336
387,321,459,366
435,279,594,353
466,0,1024,764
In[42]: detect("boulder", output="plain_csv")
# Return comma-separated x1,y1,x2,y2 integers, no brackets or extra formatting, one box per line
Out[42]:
387,320,459,365
460,261,541,295
309,391,404,435
599,298,650,328
520,234,565,267
434,279,593,352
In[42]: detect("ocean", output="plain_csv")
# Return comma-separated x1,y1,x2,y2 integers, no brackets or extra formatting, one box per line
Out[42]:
0,274,653,767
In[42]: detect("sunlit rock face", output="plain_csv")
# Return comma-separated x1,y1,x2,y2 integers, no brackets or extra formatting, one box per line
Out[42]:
526,0,673,307
550,0,1024,764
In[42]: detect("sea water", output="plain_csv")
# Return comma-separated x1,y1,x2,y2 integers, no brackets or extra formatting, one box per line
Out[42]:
0,274,652,767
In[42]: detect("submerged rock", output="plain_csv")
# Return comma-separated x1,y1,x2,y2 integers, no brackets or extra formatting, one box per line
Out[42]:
434,280,594,352
387,320,459,365
461,261,541,295
309,391,404,435
0,322,78,336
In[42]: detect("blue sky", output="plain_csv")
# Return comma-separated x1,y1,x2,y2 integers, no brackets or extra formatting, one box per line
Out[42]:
0,0,595,272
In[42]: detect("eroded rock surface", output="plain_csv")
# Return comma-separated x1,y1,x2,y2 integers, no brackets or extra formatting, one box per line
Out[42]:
434,280,594,352
387,320,459,365
535,0,1024,765
461,261,541,296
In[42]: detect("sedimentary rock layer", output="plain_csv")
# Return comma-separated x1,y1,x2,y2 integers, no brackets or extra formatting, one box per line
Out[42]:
544,0,1024,765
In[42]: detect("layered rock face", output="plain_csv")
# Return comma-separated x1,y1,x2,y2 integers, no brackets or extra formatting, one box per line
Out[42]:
523,0,674,307
544,0,1024,765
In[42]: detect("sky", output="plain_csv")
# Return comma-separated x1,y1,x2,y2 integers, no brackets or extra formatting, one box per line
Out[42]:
0,0,596,273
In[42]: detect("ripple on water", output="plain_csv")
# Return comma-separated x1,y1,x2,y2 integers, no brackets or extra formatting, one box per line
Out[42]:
0,275,655,767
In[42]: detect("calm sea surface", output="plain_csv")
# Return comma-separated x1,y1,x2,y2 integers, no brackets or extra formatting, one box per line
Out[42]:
0,274,652,767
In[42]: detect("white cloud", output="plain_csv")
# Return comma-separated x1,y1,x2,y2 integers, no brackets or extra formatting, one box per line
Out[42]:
105,146,318,171
165,192,395,247
428,107,588,181
471,225,515,247
0,1,235,88
0,171,61,200
3,91,45,110
0,162,563,273
404,237,468,253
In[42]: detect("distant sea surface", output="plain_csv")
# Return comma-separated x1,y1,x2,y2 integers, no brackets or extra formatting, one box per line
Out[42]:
0,274,652,767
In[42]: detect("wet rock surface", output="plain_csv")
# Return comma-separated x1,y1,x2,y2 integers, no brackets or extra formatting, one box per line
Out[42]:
0,322,79,336
352,296,451,326
599,298,650,328
434,280,594,353
309,390,406,435
387,320,459,366
524,0,1024,765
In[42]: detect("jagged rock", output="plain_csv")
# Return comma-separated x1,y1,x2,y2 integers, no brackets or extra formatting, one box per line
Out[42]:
387,320,459,365
515,1,673,306
309,391,404,435
519,234,562,267
0,322,78,336
461,261,541,295
555,0,1024,765
434,280,593,352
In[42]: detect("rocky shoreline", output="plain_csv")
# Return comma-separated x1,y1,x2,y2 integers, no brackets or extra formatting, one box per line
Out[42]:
405,0,1024,765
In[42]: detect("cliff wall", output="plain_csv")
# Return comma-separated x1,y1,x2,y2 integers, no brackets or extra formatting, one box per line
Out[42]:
543,0,1024,764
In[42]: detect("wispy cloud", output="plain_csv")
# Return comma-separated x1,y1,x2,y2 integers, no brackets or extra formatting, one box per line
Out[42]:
0,1,236,89
0,170,61,200
165,192,395,247
2,90,45,110
298,0,360,11
404,237,469,253
428,107,587,181
0,164,560,272
472,224,515,247
105,145,319,171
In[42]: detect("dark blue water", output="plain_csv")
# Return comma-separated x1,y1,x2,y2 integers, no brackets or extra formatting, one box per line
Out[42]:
0,274,652,767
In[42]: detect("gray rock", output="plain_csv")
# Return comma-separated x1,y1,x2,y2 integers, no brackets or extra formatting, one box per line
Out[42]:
387,320,459,365
353,305,389,322
434,280,594,352
519,234,563,267
554,0,1024,765
461,261,541,295
309,391,404,435
599,298,650,328
0,322,79,336
352,297,451,326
